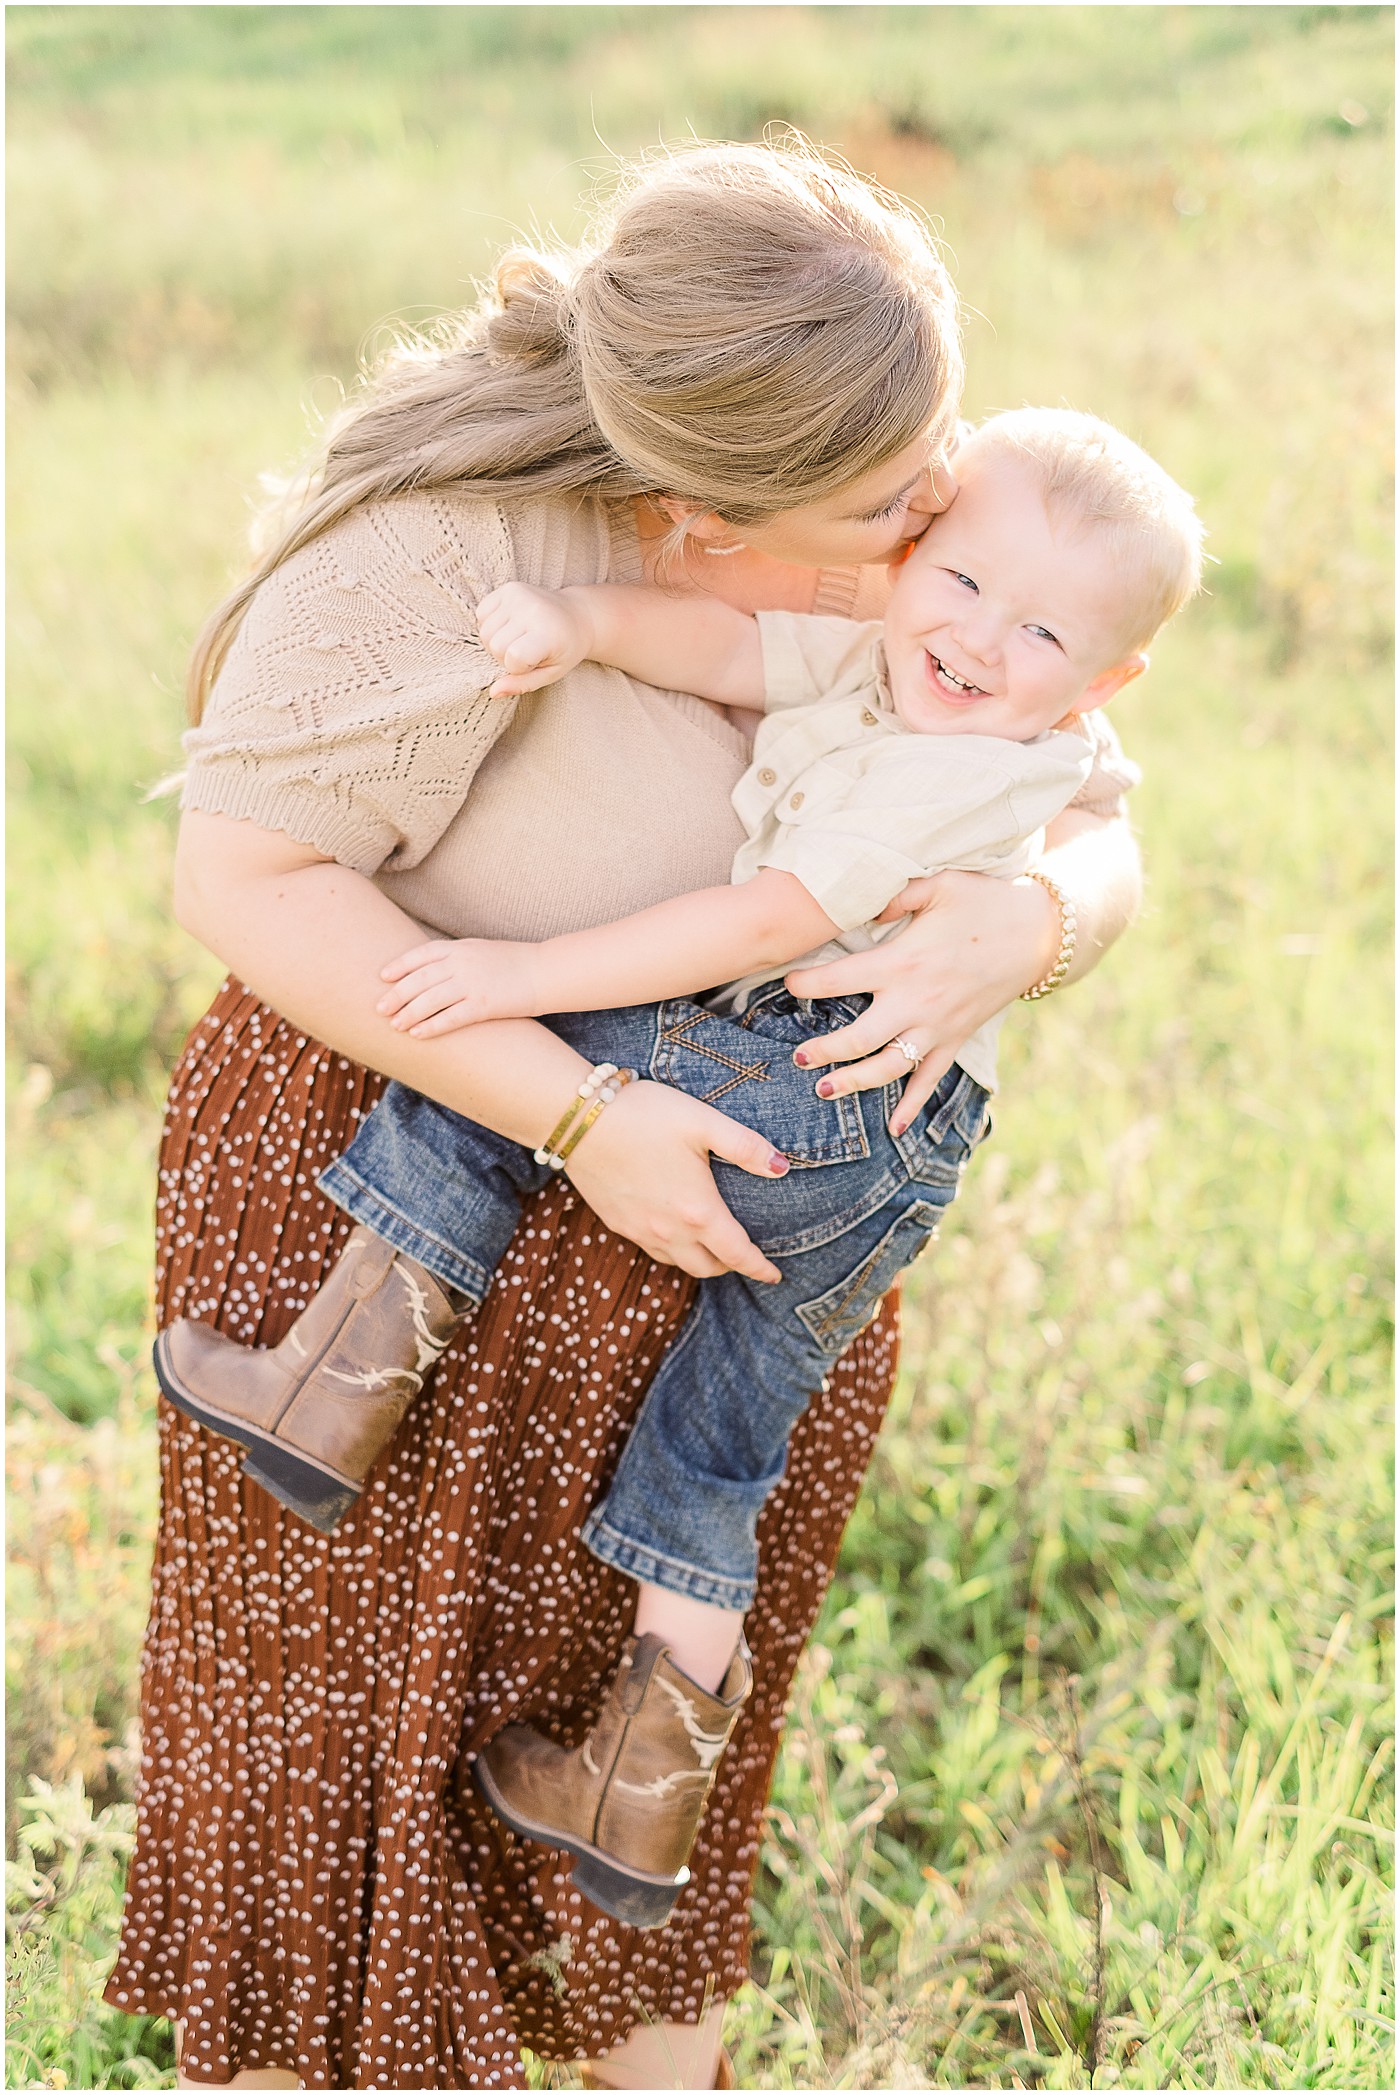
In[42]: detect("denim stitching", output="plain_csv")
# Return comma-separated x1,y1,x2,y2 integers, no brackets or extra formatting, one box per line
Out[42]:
795,1198,945,1351
658,1008,773,1095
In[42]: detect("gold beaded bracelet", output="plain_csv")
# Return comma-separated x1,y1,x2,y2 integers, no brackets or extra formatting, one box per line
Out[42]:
1019,870,1078,1002
554,1068,638,1165
533,1063,618,1170
533,1063,638,1172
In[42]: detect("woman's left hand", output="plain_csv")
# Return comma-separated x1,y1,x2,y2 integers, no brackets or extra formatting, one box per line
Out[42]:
784,867,1060,1133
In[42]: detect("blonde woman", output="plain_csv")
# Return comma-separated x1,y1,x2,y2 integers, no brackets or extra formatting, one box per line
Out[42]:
107,141,1142,2091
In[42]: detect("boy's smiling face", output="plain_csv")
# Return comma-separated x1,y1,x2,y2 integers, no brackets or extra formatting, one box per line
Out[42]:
881,438,1146,740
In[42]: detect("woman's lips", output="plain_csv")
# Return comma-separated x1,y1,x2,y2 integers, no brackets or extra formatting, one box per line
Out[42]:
925,651,987,702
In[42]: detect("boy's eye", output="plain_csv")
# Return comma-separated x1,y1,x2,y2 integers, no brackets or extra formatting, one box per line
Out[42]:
1026,624,1063,649
952,570,978,592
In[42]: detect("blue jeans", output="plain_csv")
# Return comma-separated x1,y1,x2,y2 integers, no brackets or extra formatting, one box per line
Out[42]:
318,990,990,1610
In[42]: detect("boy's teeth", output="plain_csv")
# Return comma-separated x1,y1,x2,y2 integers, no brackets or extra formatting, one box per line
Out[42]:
934,656,980,693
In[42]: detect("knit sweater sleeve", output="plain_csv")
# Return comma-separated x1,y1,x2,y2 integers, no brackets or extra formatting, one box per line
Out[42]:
180,492,519,875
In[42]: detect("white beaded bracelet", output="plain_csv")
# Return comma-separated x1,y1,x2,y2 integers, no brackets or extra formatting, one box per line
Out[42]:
551,1069,637,1167
533,1063,620,1170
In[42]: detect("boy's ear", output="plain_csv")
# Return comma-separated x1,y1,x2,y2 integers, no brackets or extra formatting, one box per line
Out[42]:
1080,652,1148,712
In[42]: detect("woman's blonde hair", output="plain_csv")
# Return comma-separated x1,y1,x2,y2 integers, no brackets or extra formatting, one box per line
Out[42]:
188,135,961,719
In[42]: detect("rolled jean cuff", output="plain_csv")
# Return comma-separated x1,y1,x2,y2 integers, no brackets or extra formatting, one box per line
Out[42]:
316,1157,495,1306
580,1508,756,1614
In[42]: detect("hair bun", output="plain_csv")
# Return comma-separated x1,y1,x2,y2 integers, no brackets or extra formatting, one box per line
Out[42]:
490,249,579,367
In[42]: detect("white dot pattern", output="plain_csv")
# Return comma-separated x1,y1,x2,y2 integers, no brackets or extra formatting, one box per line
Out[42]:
105,982,899,2088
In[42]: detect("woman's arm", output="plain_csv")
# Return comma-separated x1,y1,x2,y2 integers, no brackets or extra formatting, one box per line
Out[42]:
1034,803,1144,978
173,811,789,1282
378,870,836,1036
783,806,1142,1130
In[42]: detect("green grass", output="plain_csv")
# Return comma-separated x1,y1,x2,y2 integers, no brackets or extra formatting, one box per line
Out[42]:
7,7,1392,2088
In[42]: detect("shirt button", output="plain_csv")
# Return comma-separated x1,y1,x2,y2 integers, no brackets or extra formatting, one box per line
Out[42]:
789,791,805,810
861,707,878,727
758,767,777,787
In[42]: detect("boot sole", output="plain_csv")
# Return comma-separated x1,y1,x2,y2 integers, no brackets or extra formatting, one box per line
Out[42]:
152,1335,359,1534
471,1754,688,1929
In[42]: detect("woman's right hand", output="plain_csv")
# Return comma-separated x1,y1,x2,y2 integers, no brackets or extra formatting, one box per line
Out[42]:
563,1079,788,1284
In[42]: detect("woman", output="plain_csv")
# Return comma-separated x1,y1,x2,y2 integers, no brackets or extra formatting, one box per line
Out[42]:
106,140,1141,2090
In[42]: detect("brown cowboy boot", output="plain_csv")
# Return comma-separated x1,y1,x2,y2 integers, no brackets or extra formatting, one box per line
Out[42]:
474,1633,752,1929
152,1227,468,1532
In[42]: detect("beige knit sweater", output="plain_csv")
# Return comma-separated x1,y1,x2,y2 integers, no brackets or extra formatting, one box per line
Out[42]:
182,488,1136,943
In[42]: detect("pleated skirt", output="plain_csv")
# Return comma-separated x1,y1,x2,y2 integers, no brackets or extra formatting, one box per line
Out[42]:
105,981,899,2088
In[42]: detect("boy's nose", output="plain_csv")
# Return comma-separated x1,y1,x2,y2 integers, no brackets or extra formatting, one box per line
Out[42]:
953,606,1003,665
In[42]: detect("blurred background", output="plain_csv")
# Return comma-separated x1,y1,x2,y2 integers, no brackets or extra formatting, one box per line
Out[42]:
7,8,1392,2088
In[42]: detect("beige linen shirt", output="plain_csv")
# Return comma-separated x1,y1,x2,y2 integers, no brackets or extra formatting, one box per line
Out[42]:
719,612,1140,1091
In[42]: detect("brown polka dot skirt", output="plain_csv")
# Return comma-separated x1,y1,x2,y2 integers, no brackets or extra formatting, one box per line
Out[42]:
105,983,899,2088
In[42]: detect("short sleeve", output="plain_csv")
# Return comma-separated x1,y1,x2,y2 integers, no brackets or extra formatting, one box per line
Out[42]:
180,493,518,875
756,612,887,715
1070,710,1142,817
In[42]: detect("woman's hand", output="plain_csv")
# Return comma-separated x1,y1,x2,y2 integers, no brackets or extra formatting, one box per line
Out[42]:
174,813,792,1285
785,867,1062,1132
564,1080,789,1284
786,810,1143,1132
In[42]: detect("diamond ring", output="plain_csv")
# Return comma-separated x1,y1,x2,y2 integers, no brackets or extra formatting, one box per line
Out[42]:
893,1036,925,1069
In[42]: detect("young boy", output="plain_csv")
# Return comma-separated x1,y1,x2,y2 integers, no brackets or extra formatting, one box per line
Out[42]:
155,409,1203,1925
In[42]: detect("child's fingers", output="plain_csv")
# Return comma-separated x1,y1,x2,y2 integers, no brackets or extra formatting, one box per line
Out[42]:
377,965,457,1020
387,981,469,1031
488,666,561,698
475,582,530,628
380,941,453,983
499,635,552,673
407,1005,478,1039
377,976,446,1019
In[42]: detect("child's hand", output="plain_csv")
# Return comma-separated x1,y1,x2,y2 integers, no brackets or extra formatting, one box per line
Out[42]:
475,582,594,697
376,938,543,1036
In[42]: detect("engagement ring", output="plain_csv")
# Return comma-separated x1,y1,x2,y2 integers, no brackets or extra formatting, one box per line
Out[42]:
893,1037,925,1069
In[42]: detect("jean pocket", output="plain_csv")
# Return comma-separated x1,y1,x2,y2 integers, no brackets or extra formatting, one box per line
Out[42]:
651,999,868,1166
895,1067,992,1187
795,1197,946,1355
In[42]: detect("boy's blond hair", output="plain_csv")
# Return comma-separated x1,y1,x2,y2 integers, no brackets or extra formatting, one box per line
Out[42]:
976,408,1205,652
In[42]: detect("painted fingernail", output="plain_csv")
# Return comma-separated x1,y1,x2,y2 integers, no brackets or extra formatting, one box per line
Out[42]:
817,1079,835,1098
768,1151,790,1175
793,1049,809,1067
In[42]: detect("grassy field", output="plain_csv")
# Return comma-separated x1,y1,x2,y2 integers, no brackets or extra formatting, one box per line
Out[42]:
6,6,1393,2088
